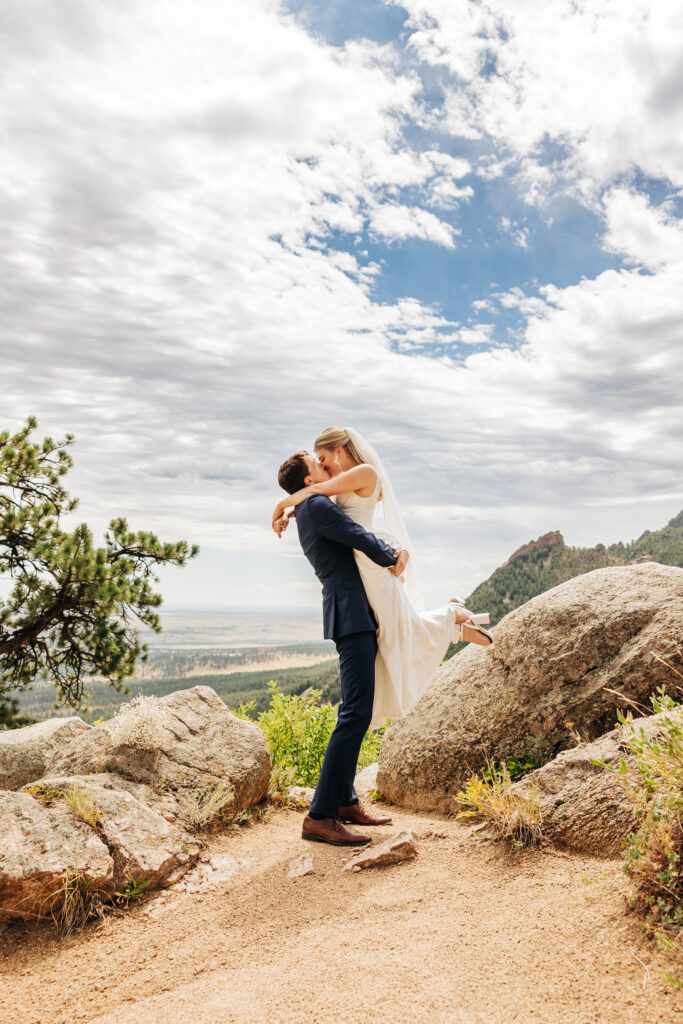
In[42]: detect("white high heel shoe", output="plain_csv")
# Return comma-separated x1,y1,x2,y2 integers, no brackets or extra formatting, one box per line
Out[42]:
449,599,495,649
454,619,495,648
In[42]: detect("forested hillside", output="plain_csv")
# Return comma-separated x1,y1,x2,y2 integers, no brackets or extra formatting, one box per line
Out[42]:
465,510,683,627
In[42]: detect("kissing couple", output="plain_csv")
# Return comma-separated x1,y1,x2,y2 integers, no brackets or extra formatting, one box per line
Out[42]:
273,426,493,847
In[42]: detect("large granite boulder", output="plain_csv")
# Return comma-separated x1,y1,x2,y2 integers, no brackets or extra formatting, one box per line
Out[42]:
0,773,203,921
0,686,272,925
50,686,271,810
0,718,91,791
378,563,683,812
23,775,201,888
0,790,113,919
511,709,680,855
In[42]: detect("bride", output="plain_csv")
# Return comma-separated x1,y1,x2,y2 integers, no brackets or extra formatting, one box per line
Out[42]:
271,426,494,730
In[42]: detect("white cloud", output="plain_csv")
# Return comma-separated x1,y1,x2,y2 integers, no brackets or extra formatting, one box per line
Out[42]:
0,0,681,612
602,188,683,270
369,202,458,246
451,324,495,346
400,0,683,198
500,217,529,248
489,287,547,318
427,178,474,209
513,228,529,249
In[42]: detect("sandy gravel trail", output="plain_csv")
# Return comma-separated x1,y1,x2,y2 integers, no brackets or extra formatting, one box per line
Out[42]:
1,803,680,1024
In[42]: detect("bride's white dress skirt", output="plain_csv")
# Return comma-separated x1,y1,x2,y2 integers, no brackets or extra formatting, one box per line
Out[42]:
336,483,457,731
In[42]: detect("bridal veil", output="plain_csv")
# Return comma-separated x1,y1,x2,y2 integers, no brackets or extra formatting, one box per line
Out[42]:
344,427,425,611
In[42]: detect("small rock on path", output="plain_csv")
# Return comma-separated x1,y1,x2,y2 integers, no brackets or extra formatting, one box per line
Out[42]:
287,853,314,878
175,854,241,893
343,830,417,871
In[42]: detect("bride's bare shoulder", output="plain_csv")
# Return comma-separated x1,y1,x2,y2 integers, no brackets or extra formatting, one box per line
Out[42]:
354,463,379,497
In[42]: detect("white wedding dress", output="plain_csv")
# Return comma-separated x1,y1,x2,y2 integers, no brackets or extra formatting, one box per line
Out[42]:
336,473,459,730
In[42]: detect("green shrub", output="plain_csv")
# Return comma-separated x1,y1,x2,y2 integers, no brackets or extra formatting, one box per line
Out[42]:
483,754,538,784
255,682,336,787
239,681,387,788
456,759,543,849
358,719,389,768
607,688,683,987
114,877,151,906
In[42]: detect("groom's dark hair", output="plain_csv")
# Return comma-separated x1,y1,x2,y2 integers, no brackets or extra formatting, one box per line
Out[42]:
278,451,310,494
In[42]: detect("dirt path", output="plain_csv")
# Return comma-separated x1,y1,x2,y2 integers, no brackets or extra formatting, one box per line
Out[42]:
1,803,680,1024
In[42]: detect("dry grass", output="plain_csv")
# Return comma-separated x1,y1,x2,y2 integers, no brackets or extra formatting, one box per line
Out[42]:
64,782,99,827
50,872,107,936
456,760,543,848
177,781,235,829
22,870,109,937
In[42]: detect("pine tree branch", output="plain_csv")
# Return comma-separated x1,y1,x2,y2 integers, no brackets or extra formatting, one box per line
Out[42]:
0,597,72,655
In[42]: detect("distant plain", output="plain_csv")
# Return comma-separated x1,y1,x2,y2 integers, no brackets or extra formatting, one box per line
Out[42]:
18,609,339,724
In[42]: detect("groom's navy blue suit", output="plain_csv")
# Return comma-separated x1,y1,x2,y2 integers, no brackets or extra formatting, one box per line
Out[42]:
294,494,398,818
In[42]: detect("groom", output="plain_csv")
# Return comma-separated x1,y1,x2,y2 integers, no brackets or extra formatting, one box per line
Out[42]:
276,450,409,846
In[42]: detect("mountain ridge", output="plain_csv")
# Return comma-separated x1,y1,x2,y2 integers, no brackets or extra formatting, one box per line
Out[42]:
464,509,683,628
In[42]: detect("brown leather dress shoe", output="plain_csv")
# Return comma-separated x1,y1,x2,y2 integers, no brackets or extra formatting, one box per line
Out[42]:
301,815,371,846
337,802,392,826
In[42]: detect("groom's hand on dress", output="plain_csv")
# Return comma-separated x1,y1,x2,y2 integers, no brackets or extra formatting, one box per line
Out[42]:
389,548,409,581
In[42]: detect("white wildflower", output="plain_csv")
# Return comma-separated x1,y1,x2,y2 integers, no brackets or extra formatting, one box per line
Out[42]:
109,695,170,751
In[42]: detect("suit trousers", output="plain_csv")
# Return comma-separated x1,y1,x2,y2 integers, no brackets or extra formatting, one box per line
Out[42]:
308,630,377,819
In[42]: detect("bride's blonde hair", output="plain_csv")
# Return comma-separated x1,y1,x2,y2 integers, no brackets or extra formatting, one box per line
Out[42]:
314,426,364,466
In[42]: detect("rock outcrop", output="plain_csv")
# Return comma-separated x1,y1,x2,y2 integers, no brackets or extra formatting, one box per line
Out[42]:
23,775,201,888
50,686,271,811
510,709,679,855
0,686,272,923
505,531,564,565
0,775,201,920
378,563,683,812
0,791,114,919
0,718,91,791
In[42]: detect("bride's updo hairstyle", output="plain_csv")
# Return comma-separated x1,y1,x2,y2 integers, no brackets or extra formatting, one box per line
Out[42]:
314,426,364,465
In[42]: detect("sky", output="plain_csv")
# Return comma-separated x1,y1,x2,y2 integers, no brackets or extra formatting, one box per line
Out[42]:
1,0,682,615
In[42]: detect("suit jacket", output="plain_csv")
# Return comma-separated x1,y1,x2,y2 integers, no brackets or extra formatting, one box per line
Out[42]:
294,493,398,640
